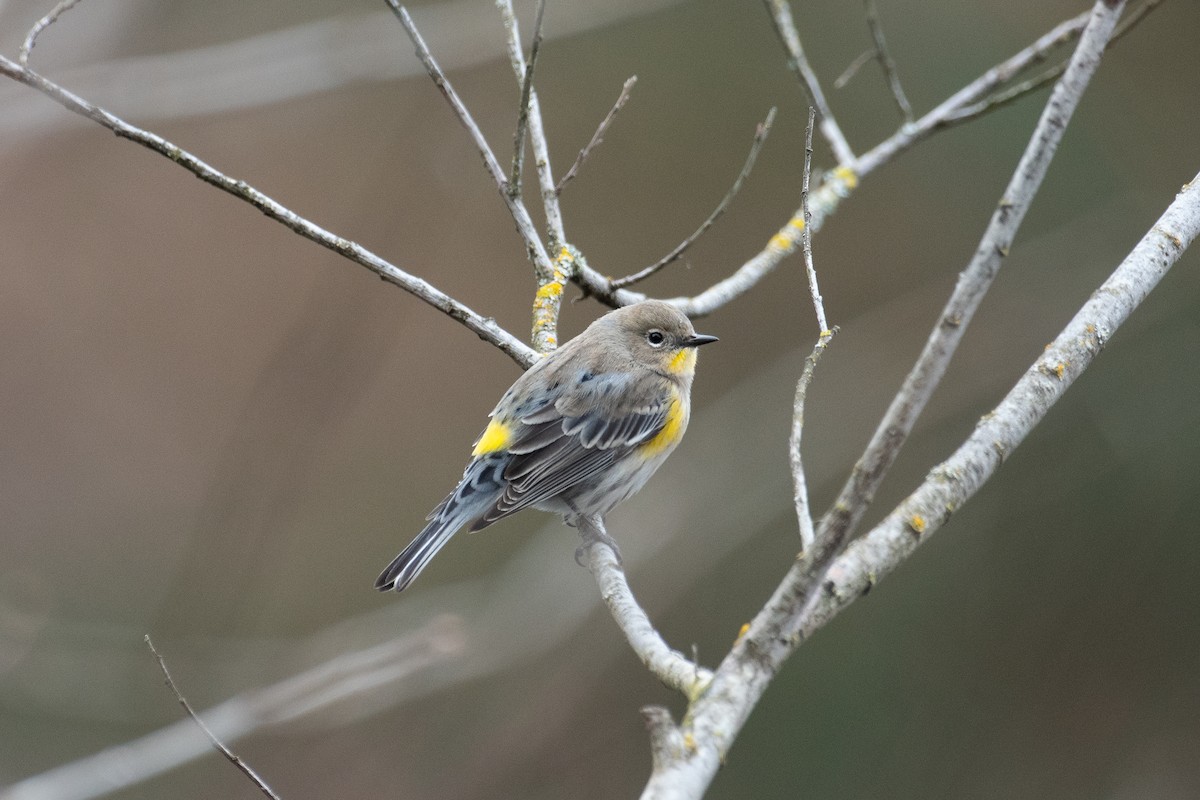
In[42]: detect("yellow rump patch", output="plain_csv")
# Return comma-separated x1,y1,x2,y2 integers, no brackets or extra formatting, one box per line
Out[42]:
472,418,512,456
641,392,686,457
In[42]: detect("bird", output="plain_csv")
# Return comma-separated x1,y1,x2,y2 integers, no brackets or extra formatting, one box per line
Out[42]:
375,300,718,592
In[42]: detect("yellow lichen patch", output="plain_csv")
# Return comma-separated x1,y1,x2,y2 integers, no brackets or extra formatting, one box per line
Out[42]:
641,391,686,457
735,622,751,644
833,164,859,189
788,216,806,232
535,280,563,300
472,418,512,456
683,732,697,753
1054,361,1067,379
908,514,927,535
768,231,793,252
668,347,698,375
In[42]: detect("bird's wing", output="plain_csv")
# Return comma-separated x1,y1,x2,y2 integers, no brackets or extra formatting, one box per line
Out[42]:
470,373,675,527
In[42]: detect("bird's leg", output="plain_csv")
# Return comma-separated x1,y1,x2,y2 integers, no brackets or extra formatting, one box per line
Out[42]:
573,513,623,566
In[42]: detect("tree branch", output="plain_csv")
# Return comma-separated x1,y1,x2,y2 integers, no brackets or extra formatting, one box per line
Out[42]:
496,0,567,250
808,0,1128,577
611,107,776,289
387,2,556,284
556,75,638,196
146,636,281,800
507,0,547,200
762,0,856,167
0,54,537,369
580,518,713,697
643,161,1200,798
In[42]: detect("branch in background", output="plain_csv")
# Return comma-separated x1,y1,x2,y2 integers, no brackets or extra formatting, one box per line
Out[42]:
0,56,537,369
4,618,466,800
580,518,713,697
146,636,281,800
789,108,834,554
18,0,84,65
798,108,827,333
647,164,1200,800
942,0,1164,127
556,75,638,196
800,168,1200,632
649,2,1149,319
806,0,1129,580
611,107,776,289
762,0,856,167
387,2,556,280
863,0,913,122
640,3,1136,795
508,0,547,199
496,0,567,249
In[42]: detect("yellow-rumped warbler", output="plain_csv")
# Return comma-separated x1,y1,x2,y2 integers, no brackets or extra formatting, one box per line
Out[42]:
376,300,717,592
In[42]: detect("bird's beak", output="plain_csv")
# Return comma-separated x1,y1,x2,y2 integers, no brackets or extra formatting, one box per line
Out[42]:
683,333,719,347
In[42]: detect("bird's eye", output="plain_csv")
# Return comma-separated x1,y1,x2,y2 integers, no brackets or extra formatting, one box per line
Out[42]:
646,330,666,347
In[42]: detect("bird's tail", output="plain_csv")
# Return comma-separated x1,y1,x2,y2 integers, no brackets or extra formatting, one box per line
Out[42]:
375,456,505,592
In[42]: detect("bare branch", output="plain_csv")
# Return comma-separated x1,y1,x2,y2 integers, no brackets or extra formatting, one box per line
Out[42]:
802,169,1200,630
556,75,638,196
0,54,537,369
834,49,875,90
146,636,281,800
863,0,913,122
580,517,713,697
647,160,1199,800
18,0,84,66
799,107,827,333
808,0,1129,574
943,0,1164,127
789,329,835,553
496,0,566,249
508,0,547,199
652,6,1108,319
762,0,856,167
611,107,776,289
7,618,465,800
387,2,556,281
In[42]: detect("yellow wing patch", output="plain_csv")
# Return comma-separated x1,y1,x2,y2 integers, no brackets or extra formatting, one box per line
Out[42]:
472,418,512,456
640,391,686,457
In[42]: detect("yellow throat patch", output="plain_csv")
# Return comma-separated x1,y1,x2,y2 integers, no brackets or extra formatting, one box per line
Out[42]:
668,347,698,376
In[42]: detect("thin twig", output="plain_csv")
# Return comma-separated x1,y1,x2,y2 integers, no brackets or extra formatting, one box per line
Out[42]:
943,0,1164,126
651,6,1108,319
387,2,556,279
805,0,1128,593
580,517,713,698
0,54,537,369
790,108,833,553
556,75,637,196
495,0,566,249
789,329,835,553
762,0,856,167
834,49,875,89
508,0,547,199
799,107,827,332
863,0,913,122
611,107,776,289
18,0,84,66
145,636,281,800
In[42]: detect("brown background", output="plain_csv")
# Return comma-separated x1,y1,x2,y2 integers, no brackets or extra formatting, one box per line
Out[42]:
3,0,1199,797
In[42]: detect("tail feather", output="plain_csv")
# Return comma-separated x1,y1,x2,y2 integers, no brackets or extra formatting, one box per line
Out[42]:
374,514,463,592
376,455,507,592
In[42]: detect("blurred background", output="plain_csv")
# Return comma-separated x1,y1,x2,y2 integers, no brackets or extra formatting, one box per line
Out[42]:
2,0,1199,797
